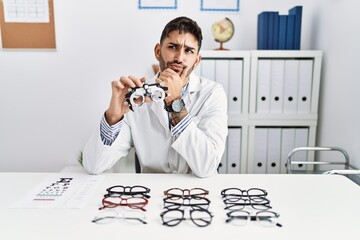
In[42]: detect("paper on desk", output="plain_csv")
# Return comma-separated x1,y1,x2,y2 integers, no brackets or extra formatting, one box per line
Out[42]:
11,174,105,209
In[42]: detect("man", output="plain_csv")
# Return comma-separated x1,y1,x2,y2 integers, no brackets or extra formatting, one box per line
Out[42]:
83,16,228,178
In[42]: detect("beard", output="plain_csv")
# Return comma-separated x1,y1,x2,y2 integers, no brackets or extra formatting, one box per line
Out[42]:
158,54,195,78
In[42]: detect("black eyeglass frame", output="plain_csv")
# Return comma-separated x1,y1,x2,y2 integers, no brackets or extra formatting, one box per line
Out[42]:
160,208,214,227
223,196,271,210
106,185,151,198
163,196,211,210
221,187,268,200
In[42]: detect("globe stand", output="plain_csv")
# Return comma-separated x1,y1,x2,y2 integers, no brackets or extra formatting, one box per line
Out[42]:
214,41,229,51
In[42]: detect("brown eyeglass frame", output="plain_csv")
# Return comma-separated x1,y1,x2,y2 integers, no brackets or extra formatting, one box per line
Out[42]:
99,195,149,211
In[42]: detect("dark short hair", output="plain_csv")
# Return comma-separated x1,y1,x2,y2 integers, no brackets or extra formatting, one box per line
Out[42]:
160,16,203,52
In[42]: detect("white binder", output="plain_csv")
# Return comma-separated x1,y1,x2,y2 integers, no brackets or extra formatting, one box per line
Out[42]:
283,60,299,113
253,128,268,173
200,59,216,81
218,137,228,174
266,128,282,173
293,128,309,171
280,128,295,174
215,60,230,97
256,60,271,113
228,60,243,114
227,128,242,174
297,60,313,113
194,60,202,76
270,60,285,113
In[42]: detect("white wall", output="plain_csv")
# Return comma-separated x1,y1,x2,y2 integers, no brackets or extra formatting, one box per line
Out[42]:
314,0,360,168
1,0,357,172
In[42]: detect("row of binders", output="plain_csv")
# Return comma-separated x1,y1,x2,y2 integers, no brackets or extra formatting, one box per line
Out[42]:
257,6,303,50
218,127,309,174
196,57,314,114
195,58,244,114
253,127,309,174
256,59,313,114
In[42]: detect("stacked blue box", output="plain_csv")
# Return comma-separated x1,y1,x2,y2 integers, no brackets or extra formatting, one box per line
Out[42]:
257,6,302,50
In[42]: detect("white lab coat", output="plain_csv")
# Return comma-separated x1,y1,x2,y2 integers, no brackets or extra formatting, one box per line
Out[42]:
83,73,228,178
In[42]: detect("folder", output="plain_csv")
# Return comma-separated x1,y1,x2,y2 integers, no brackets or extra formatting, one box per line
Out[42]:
257,12,268,50
272,12,279,50
200,59,216,81
194,60,202,76
215,60,230,98
253,128,268,173
227,128,242,174
256,60,271,113
267,12,279,49
278,15,288,50
218,138,228,174
289,6,303,50
286,14,295,50
283,59,299,113
297,60,313,113
293,128,309,171
280,128,295,173
266,128,282,173
228,59,243,114
270,60,285,113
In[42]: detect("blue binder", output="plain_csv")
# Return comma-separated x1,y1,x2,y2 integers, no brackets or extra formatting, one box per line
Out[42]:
257,12,268,50
267,12,279,50
289,6,303,50
286,14,295,50
278,15,287,50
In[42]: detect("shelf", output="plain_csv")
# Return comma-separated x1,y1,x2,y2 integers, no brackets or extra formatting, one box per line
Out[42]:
198,50,322,174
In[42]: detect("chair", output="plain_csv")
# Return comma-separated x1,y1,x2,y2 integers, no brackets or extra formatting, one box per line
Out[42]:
286,146,359,175
135,153,141,173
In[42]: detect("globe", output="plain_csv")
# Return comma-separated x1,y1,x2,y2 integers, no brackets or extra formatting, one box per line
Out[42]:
211,17,234,50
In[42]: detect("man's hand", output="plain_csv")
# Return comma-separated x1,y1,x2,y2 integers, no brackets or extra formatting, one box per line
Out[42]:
155,66,190,104
105,75,146,125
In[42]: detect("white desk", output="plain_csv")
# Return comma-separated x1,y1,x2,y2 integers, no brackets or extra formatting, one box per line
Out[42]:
1,172,360,240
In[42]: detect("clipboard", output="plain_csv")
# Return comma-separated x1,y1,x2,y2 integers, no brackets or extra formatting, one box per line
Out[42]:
0,0,56,49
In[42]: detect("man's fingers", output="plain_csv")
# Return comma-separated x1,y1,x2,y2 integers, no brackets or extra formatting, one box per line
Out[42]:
180,66,190,80
128,75,146,88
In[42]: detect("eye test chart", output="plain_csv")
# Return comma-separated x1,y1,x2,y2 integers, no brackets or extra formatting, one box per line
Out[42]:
11,174,105,209
3,0,50,23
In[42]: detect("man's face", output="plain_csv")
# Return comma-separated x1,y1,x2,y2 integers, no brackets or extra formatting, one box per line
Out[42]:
155,30,201,78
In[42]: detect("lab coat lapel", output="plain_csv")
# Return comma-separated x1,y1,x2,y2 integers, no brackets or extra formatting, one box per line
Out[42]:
151,101,169,131
184,73,201,109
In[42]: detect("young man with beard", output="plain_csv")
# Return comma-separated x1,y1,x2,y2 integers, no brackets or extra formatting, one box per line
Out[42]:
82,16,228,178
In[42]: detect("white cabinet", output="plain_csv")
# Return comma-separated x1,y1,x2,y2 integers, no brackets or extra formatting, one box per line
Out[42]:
199,50,322,174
